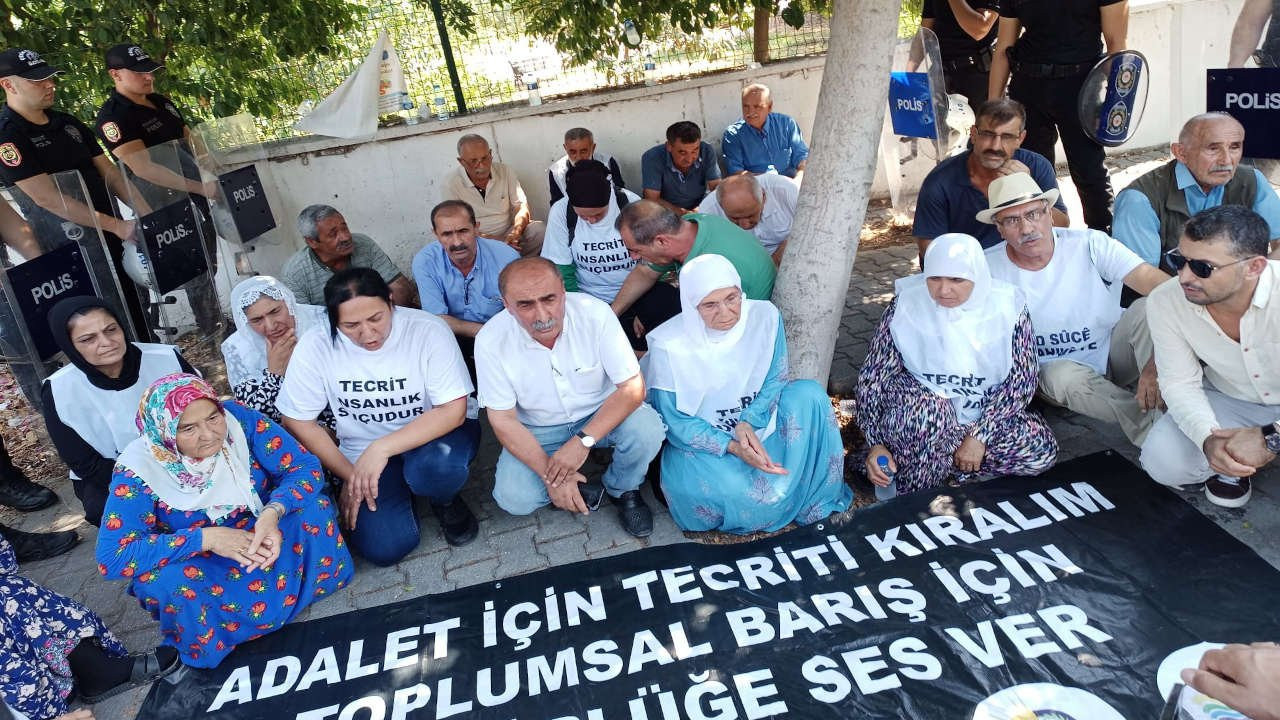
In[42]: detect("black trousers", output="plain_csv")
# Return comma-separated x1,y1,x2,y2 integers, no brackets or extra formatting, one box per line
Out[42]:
945,68,990,116
1009,70,1114,231
619,282,681,351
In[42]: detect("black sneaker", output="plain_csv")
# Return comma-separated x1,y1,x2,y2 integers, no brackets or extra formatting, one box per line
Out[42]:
614,490,653,538
0,472,57,512
431,498,479,547
1,524,79,563
1205,475,1251,508
579,481,606,511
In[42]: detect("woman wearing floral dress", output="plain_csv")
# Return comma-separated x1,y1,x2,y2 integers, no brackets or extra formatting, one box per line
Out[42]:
95,374,352,668
643,255,852,533
856,233,1057,495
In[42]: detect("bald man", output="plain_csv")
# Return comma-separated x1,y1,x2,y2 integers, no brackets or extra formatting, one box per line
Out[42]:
696,172,799,263
1114,112,1280,269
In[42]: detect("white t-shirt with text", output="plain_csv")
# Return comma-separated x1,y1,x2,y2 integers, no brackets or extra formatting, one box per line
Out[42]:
541,189,641,303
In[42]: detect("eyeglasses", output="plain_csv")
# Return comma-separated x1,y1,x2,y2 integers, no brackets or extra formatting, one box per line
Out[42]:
993,204,1048,230
1164,249,1256,279
697,290,743,314
975,129,1022,144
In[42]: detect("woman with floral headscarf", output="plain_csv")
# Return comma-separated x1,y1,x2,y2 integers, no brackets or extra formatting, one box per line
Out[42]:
220,276,326,424
94,374,352,668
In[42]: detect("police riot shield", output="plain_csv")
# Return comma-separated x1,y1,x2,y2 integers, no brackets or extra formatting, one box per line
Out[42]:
0,170,139,410
116,138,225,369
1078,50,1150,147
192,114,280,254
882,26,950,218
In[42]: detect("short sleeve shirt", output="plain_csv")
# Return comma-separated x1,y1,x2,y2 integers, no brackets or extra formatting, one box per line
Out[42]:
541,189,640,302
280,233,403,305
1000,0,1125,65
912,147,1066,248
721,113,810,177
412,235,517,323
985,227,1143,374
648,214,777,300
94,91,187,152
641,143,722,211
442,162,526,239
923,0,999,61
276,307,472,463
696,173,799,253
475,292,640,427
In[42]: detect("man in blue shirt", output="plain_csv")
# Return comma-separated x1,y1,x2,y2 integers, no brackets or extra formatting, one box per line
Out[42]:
413,200,518,371
1113,113,1280,268
721,83,809,179
912,97,1068,254
640,121,722,215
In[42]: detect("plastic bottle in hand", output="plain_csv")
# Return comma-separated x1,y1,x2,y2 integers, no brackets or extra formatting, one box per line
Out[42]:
875,455,897,501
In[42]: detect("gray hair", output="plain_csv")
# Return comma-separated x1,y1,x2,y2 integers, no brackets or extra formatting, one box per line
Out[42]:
456,133,490,155
716,173,764,204
564,127,594,143
616,200,681,245
1178,112,1242,145
296,204,342,241
742,83,772,103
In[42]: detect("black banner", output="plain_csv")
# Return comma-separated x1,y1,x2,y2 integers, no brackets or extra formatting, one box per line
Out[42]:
218,165,276,242
5,243,98,360
138,453,1280,719
140,199,209,295
1207,67,1280,159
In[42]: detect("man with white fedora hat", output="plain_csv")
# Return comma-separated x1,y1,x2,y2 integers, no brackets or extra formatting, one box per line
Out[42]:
981,172,1170,445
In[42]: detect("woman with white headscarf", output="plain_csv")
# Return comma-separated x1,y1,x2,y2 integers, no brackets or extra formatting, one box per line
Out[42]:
856,233,1056,496
221,276,327,424
643,255,852,533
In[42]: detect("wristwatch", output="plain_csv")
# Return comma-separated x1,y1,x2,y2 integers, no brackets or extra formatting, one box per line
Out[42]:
576,430,597,449
1263,422,1280,455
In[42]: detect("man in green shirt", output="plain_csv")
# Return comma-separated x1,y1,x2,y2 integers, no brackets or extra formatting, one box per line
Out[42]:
612,200,776,333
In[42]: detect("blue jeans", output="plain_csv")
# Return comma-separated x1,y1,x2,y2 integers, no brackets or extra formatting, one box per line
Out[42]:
346,419,480,566
493,403,665,515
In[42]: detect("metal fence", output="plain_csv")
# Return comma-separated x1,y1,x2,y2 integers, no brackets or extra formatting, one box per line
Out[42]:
255,1,840,140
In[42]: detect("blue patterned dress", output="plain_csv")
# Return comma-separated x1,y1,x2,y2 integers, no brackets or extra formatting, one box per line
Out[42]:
95,402,353,668
856,299,1058,494
649,323,853,533
0,534,127,720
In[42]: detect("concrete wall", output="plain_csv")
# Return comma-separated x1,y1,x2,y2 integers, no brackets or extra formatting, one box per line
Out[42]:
231,0,1243,282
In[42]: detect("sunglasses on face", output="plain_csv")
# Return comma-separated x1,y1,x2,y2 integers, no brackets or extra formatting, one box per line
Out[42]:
1164,249,1255,279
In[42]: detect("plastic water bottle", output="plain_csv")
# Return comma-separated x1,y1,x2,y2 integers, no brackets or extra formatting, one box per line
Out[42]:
432,84,448,121
875,455,897,501
623,19,642,47
524,73,542,106
401,98,418,125
643,54,656,86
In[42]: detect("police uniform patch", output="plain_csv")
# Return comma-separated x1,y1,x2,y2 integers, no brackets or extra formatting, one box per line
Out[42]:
0,143,21,168
102,121,122,143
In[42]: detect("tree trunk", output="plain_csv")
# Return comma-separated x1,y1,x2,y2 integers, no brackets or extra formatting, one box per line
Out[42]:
753,6,771,63
773,0,901,387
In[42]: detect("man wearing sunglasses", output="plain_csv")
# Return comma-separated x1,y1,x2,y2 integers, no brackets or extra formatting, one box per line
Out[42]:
981,172,1170,445
1113,113,1280,269
1140,206,1279,507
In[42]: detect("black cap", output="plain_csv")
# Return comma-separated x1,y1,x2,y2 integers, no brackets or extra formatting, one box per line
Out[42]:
566,160,612,208
0,49,62,81
105,43,163,73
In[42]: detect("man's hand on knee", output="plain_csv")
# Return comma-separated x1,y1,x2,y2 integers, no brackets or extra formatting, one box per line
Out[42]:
1204,428,1262,477
547,472,589,515
1221,426,1277,469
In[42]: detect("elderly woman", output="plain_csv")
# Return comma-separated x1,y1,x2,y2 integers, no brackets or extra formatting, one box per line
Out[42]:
277,268,480,566
643,255,852,533
221,276,328,425
95,374,351,668
856,233,1057,496
1,531,178,719
40,296,194,526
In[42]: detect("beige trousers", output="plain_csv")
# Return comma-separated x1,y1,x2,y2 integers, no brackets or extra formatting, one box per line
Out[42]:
1037,298,1160,445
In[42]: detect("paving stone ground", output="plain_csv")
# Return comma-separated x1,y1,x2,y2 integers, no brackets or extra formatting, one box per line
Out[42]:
8,151,1280,718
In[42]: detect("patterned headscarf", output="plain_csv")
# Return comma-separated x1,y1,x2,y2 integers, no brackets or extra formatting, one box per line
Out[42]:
116,373,262,522
221,276,324,387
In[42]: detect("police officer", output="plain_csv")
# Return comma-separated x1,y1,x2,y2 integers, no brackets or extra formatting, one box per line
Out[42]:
988,0,1129,232
918,0,999,114
0,47,151,337
95,42,222,336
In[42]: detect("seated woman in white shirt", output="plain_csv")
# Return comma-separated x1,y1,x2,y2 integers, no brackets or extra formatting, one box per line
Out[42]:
38,296,194,526
277,268,481,566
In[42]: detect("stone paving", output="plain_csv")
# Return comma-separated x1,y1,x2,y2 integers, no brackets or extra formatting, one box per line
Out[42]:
8,152,1280,718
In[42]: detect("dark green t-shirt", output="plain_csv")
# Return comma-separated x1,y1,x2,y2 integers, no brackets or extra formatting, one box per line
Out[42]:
647,213,777,299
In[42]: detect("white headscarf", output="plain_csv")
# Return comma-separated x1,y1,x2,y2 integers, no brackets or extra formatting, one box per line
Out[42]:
889,233,1024,424
221,276,325,387
644,255,780,435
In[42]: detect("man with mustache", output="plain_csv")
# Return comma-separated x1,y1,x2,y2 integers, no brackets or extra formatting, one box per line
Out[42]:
443,134,544,257
476,257,664,538
982,173,1169,446
281,204,416,307
1113,113,1280,269
412,199,517,373
1140,206,1279,508
913,98,1068,257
